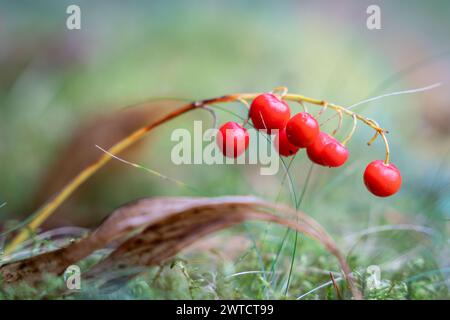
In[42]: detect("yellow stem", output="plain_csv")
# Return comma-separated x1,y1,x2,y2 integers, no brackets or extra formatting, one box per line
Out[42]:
4,91,391,255
380,131,391,164
367,132,379,146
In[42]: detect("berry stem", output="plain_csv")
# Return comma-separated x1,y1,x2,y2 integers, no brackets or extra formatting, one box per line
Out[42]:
380,131,391,164
342,114,357,146
316,101,328,118
240,92,390,163
332,109,343,136
271,86,288,98
297,100,308,113
367,131,379,146
273,93,389,165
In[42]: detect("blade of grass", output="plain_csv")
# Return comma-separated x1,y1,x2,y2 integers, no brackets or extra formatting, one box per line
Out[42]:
284,163,314,295
258,156,296,264
210,103,276,296
214,103,304,298
269,164,313,294
321,82,442,126
95,145,200,194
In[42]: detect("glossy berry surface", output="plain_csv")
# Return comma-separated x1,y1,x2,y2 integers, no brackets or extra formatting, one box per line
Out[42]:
249,93,291,134
286,112,319,148
216,122,249,158
322,140,349,167
306,132,334,165
364,160,402,197
274,128,299,157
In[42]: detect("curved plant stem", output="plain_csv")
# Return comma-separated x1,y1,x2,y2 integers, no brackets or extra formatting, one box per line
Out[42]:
5,91,391,255
4,101,199,255
342,114,357,146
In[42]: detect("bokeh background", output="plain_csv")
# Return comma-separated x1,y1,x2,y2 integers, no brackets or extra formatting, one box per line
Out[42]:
0,0,449,299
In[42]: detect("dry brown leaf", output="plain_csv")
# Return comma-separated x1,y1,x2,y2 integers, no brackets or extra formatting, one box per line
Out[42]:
0,196,362,299
27,99,186,227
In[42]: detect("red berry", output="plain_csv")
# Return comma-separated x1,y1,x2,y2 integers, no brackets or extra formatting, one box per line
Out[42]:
322,140,349,167
364,160,402,197
274,128,299,157
285,112,319,148
249,93,291,134
306,132,334,165
216,122,249,158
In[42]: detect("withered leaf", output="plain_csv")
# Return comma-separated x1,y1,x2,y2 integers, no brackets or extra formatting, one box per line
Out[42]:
27,99,186,227
0,196,361,299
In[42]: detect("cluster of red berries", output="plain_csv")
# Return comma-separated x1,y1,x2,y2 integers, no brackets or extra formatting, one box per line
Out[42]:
216,93,402,197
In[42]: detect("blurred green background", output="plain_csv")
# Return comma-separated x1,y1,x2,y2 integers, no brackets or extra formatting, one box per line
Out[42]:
0,0,449,299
